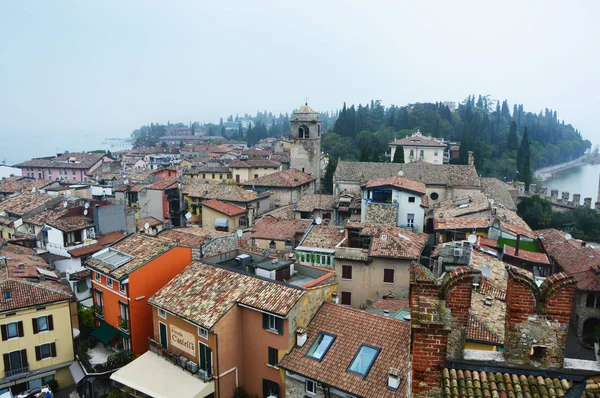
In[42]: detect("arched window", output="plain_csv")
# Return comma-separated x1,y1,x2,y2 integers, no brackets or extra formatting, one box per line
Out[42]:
587,293,596,308
299,125,309,138
269,240,276,250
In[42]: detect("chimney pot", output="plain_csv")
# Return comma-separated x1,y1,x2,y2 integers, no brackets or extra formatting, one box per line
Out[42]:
383,310,390,317
296,328,307,347
388,368,401,390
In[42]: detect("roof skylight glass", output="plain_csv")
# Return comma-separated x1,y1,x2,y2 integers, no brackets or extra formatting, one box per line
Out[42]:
94,248,133,269
347,345,380,377
306,332,335,361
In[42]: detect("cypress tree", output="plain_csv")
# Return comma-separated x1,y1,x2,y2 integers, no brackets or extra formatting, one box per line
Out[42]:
507,121,518,151
517,127,530,178
393,146,405,163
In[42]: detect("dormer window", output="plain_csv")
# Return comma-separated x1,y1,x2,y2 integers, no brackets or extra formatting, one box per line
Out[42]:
4,290,12,300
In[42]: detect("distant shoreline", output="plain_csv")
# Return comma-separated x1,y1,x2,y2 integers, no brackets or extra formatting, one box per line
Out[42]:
535,156,585,181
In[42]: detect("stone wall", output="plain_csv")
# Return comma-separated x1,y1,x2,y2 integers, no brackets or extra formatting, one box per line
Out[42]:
202,234,238,257
364,202,398,226
503,269,576,368
575,292,600,337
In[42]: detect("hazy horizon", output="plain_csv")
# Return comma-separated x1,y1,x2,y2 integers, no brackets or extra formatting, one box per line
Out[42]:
1,0,599,159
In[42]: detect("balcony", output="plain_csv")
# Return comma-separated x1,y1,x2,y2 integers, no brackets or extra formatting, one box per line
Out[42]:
94,306,104,318
399,224,419,232
37,239,98,258
4,366,29,379
148,338,213,382
118,316,129,333
335,246,370,261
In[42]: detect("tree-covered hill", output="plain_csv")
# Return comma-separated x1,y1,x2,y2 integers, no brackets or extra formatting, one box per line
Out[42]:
325,96,591,180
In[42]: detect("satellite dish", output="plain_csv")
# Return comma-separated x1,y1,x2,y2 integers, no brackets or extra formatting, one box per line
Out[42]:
315,217,322,225
83,209,88,216
481,265,492,278
185,212,192,220
467,234,477,244
84,202,90,209
236,229,243,238
144,222,150,230
63,202,68,208
565,233,572,241
489,199,495,205
398,170,405,177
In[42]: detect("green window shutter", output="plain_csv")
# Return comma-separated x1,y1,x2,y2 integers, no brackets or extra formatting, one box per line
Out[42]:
276,318,283,335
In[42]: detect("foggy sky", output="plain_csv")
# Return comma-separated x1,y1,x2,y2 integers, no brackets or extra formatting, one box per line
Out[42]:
1,0,599,144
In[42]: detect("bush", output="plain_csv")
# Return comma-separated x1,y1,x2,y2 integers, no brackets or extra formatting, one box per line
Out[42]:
233,387,259,398
47,379,59,393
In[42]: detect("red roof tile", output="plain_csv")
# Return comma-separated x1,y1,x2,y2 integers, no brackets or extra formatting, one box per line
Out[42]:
346,222,428,259
242,168,316,188
47,215,94,232
251,217,310,240
467,313,500,344
503,245,549,264
69,244,103,257
201,199,247,216
96,231,127,246
363,176,426,195
434,217,490,231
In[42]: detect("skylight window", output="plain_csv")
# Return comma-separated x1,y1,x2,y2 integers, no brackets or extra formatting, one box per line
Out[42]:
306,332,335,361
93,248,133,269
347,345,380,378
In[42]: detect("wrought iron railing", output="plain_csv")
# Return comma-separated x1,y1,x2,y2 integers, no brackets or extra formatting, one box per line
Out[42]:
118,316,129,332
5,366,29,378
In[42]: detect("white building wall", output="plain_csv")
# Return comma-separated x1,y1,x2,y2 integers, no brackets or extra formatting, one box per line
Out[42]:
403,145,444,164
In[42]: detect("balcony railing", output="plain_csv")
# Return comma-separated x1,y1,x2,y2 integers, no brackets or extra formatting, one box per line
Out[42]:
37,239,98,257
148,338,213,382
94,306,104,318
5,366,29,378
118,316,129,333
399,224,418,231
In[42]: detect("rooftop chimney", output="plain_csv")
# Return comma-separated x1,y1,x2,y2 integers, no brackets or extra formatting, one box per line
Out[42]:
515,234,521,257
388,368,401,391
296,328,307,347
467,151,474,166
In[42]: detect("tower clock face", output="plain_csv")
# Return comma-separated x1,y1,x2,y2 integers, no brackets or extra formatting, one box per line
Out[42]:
299,125,309,138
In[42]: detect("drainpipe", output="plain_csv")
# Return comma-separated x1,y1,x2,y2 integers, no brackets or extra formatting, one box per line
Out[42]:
215,333,221,398
515,234,521,257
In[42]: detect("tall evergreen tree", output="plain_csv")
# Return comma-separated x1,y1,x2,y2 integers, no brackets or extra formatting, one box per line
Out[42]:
393,146,405,163
324,157,338,194
372,148,380,162
359,144,369,161
507,121,518,150
517,127,530,178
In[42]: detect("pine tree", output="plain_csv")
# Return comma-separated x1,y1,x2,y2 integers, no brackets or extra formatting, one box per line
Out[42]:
393,146,405,163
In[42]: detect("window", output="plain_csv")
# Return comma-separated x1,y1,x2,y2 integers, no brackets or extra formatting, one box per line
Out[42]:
159,322,168,349
408,196,416,203
307,332,335,361
95,272,101,282
342,265,353,280
263,379,280,397
198,327,208,339
407,213,415,227
254,174,259,179
370,188,392,203
158,308,167,319
306,380,317,394
199,342,213,376
33,316,53,334
268,347,278,366
347,345,380,377
36,343,56,360
212,174,215,179
263,314,283,334
269,240,276,249
106,278,113,288
1,321,23,340
72,169,76,176
409,149,414,157
3,349,27,374
430,192,439,201
384,269,395,284
298,125,309,139
4,289,12,300
587,294,595,308
119,282,126,293
434,151,438,156
341,291,352,306
420,150,424,157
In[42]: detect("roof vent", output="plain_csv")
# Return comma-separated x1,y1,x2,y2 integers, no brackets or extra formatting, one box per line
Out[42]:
388,368,401,391
589,255,596,259
383,310,390,317
296,328,307,347
18,262,24,269
381,234,387,241
484,296,493,306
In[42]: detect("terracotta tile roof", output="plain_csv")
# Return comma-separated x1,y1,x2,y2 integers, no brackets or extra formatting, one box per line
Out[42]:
182,182,262,202
85,234,175,279
114,183,147,193
241,149,272,156
503,245,550,264
470,290,506,344
495,207,534,238
346,222,428,259
478,236,498,248
260,204,295,221
434,217,490,231
201,199,247,216
334,161,481,188
147,178,178,191
242,168,316,188
467,313,500,344
363,176,427,195
187,165,230,174
481,177,517,210
441,368,571,398
14,152,107,169
0,193,57,217
47,215,94,232
229,159,280,168
367,299,409,312
536,228,600,291
69,244,103,257
137,216,164,231
251,217,310,241
0,178,50,194
390,135,446,147
96,231,127,246
148,261,304,329
434,193,491,219
157,227,228,247
279,302,411,397
300,225,345,249
294,194,336,213
26,201,73,226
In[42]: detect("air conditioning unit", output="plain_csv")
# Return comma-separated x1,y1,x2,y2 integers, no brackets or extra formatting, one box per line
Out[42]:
178,356,188,368
453,248,463,257
197,369,209,380
186,361,199,374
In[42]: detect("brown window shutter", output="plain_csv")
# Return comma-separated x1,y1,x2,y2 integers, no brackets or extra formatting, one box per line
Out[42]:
32,318,39,334
3,353,10,371
50,343,57,357
48,315,54,331
0,324,7,341
35,346,41,361
21,349,28,367
18,321,24,337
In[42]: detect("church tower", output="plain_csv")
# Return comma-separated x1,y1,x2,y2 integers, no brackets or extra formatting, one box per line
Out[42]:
290,103,321,186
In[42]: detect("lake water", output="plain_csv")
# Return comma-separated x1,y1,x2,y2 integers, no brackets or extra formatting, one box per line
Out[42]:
0,132,132,166
542,163,600,203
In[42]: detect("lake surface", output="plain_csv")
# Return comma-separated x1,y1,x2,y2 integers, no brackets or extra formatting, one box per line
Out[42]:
542,163,600,203
0,132,131,166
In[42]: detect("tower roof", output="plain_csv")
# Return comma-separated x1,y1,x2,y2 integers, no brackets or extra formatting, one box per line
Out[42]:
293,104,319,121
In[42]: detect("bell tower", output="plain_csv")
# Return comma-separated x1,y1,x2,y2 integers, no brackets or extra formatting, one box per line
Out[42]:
290,103,321,186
